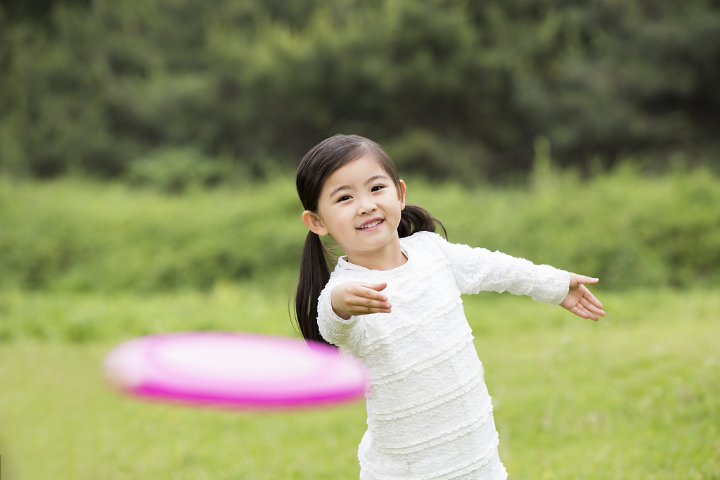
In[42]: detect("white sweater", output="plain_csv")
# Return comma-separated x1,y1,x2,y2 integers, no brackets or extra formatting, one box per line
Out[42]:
317,231,569,480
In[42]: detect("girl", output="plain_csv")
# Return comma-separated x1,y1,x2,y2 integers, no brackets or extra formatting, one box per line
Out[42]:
294,135,604,480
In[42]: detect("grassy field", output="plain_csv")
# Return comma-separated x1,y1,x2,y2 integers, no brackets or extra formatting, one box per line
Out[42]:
1,288,718,479
1,172,719,478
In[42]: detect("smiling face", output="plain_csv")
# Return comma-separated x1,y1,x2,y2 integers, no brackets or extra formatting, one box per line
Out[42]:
302,155,407,269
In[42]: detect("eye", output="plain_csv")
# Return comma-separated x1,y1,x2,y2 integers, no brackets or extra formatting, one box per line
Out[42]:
371,185,385,192
337,194,351,203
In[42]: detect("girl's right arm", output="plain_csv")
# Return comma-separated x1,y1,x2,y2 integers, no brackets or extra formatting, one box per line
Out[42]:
316,280,390,347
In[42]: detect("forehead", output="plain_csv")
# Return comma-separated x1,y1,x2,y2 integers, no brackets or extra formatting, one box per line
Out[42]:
322,155,390,190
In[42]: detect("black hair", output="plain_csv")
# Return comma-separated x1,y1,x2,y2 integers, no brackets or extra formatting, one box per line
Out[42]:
294,134,446,345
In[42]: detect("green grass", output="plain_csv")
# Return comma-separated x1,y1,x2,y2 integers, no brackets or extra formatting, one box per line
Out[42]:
0,342,367,480
0,283,297,343
1,289,718,479
1,173,719,478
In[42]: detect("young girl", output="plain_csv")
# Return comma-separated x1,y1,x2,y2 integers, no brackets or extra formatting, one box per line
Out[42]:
294,135,604,480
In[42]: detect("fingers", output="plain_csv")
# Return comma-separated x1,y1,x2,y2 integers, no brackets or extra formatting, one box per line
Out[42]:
353,283,389,303
345,282,391,315
570,305,592,320
571,304,599,321
563,285,605,321
573,274,599,286
580,288,604,313
332,281,392,317
364,282,388,292
565,276,605,322
570,294,604,321
345,297,391,315
580,297,605,318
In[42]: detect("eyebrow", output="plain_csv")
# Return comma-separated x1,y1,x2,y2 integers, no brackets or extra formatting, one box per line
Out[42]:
327,175,391,199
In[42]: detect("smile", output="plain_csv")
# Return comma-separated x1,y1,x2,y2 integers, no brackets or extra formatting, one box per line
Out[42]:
358,219,384,231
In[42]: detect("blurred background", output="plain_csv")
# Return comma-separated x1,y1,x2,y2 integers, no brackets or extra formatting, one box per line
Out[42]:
2,0,720,182
0,0,719,479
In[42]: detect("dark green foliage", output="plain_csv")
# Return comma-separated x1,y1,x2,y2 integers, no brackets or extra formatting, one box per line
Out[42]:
0,0,718,181
499,0,720,169
0,0,89,24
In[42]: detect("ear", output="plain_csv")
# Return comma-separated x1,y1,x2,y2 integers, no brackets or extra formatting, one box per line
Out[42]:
398,179,407,210
302,210,329,236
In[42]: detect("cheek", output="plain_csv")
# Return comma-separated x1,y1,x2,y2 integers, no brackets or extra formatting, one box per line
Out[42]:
387,197,404,215
322,206,352,231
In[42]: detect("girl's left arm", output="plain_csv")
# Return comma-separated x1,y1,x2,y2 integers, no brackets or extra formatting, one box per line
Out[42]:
424,232,604,319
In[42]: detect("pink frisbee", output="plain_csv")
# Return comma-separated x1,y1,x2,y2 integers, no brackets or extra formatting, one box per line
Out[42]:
103,332,367,409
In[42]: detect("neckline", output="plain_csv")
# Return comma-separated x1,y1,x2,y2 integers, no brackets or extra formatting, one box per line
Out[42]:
337,243,411,274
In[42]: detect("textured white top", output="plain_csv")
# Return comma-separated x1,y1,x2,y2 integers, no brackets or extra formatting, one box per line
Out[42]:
317,231,570,480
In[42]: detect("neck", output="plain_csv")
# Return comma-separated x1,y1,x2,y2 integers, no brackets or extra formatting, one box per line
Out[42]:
344,235,407,271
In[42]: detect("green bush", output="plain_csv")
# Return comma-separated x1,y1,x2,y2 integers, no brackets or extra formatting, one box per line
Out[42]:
1,166,719,293
125,147,224,194
0,176,306,292
417,164,720,290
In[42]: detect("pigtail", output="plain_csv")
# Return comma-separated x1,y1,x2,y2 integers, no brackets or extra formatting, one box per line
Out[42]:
294,231,334,345
398,204,447,239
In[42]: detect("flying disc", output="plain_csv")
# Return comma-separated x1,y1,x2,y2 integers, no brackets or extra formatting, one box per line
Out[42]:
103,332,367,409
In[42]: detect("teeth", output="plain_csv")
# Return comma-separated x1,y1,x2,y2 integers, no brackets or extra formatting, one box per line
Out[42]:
359,220,382,229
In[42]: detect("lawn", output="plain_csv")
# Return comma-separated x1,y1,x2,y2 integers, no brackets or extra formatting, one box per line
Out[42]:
1,172,719,478
1,288,718,479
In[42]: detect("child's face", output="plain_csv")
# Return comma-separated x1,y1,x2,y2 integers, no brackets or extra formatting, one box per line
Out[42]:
302,155,406,260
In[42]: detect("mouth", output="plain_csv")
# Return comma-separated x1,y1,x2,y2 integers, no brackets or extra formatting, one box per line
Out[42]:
357,218,384,231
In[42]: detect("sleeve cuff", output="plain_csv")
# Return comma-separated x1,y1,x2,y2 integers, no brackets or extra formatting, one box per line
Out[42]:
330,308,356,324
317,282,360,347
531,266,570,305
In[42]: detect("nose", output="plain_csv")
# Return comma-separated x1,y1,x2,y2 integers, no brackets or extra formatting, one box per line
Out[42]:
357,194,377,215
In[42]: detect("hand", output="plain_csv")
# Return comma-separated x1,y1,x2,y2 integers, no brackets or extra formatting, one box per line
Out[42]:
331,281,392,320
560,273,605,321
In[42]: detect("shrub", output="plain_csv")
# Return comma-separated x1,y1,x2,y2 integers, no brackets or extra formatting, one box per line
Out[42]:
1,166,719,293
125,147,223,194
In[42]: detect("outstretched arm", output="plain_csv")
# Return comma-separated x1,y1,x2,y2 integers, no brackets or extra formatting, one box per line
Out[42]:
561,274,605,321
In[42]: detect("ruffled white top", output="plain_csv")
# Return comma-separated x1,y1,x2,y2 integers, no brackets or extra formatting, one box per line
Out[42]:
317,231,570,480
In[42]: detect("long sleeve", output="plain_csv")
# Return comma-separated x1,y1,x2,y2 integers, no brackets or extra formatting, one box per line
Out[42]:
424,232,570,304
316,278,362,349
